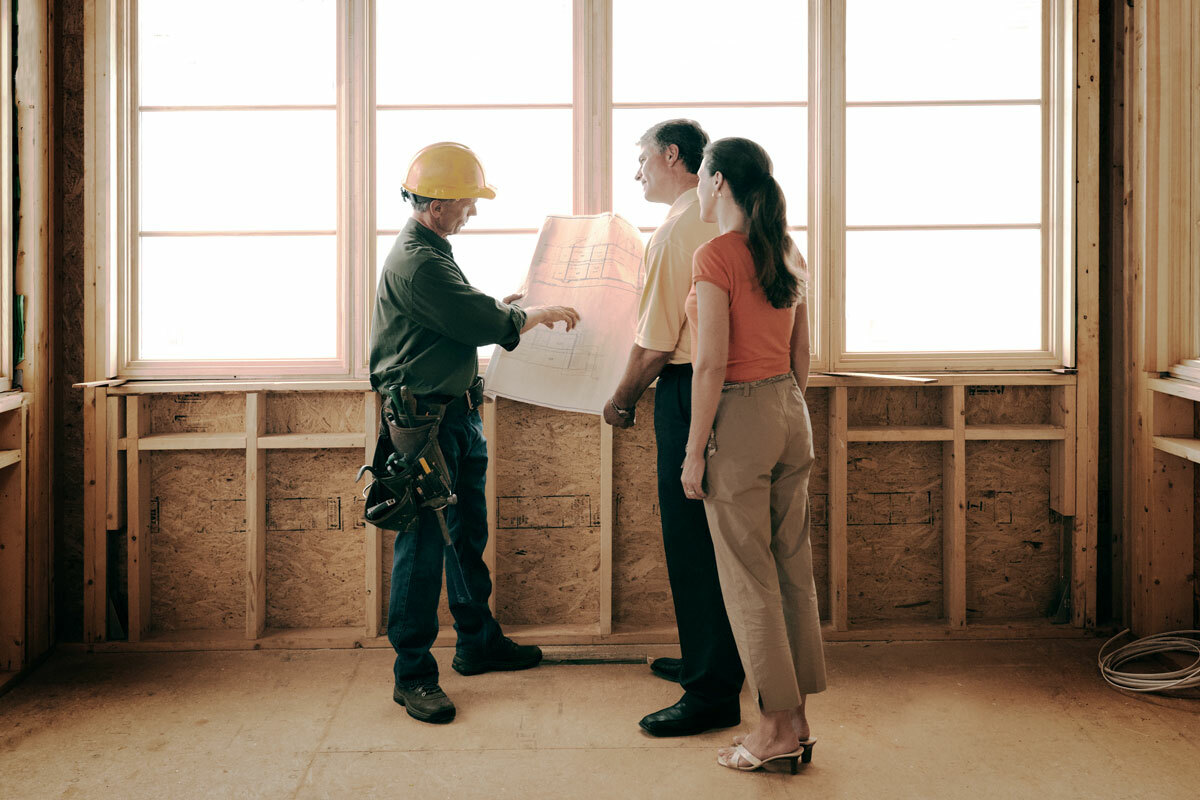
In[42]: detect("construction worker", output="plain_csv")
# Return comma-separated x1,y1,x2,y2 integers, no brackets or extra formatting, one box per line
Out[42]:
604,121,745,736
371,142,580,724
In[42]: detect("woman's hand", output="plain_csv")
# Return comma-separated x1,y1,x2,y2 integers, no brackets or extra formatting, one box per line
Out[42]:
680,449,707,500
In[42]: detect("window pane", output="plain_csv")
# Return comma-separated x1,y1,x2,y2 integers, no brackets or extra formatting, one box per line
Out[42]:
140,111,336,232
613,0,807,103
845,230,1042,352
376,0,571,104
846,106,1041,226
138,0,335,106
847,0,1041,102
613,107,807,229
376,232,539,358
377,110,572,231
139,236,338,360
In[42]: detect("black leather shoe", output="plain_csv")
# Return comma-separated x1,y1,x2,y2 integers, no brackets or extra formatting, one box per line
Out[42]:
649,657,683,683
452,636,543,676
638,695,740,737
393,681,456,724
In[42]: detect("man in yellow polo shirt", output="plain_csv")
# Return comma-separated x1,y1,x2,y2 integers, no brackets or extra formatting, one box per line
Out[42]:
604,119,745,736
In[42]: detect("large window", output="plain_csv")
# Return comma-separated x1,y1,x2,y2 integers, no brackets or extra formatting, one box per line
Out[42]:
111,0,1072,379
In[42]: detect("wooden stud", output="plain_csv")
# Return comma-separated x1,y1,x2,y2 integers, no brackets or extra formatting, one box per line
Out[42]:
364,391,382,637
106,394,126,530
942,386,966,629
829,386,848,631
1072,0,1101,629
599,420,614,636
91,388,109,639
482,400,498,615
245,393,267,639
125,396,152,642
82,388,101,643
1050,384,1077,516
14,0,54,666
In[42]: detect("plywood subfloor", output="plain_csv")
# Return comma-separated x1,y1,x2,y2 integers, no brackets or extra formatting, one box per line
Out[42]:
3,640,1198,799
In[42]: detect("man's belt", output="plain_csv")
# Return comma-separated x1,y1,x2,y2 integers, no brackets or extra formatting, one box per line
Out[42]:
416,377,485,416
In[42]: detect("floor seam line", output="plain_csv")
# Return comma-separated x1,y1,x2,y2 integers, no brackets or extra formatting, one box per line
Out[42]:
290,651,363,799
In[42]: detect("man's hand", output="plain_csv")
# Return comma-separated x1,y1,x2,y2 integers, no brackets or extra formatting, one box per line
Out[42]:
502,291,525,305
521,305,581,333
680,450,707,500
603,396,635,428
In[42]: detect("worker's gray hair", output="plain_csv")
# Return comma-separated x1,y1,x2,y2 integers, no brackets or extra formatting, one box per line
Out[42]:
401,188,440,211
637,119,709,175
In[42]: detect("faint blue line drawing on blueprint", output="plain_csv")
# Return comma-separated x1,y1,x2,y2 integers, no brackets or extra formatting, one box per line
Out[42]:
531,239,645,294
504,328,601,376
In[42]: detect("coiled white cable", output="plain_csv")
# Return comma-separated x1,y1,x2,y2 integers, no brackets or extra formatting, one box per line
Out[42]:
1097,629,1200,693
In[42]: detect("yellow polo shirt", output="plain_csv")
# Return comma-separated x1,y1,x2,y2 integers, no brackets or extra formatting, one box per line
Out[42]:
633,188,720,365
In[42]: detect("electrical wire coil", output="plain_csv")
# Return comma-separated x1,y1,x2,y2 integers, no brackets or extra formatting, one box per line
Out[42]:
1097,629,1200,693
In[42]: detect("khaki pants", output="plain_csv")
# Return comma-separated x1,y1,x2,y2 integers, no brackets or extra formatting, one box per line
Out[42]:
702,373,827,711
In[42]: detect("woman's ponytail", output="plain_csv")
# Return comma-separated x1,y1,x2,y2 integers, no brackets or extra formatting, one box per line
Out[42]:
704,138,801,309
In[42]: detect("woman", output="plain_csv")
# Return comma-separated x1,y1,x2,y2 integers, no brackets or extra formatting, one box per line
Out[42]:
680,137,826,773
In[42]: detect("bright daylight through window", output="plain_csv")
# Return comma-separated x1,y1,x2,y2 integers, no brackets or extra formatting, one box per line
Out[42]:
125,0,1060,377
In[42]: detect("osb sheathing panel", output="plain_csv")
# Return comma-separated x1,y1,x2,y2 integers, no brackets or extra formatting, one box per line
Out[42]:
964,386,1052,425
265,450,365,629
266,392,361,434
612,389,671,628
494,399,600,625
149,393,243,434
149,451,246,631
847,442,943,622
965,442,1060,619
848,387,943,427
53,0,87,641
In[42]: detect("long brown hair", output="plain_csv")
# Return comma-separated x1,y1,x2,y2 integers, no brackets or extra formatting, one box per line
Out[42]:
702,137,801,309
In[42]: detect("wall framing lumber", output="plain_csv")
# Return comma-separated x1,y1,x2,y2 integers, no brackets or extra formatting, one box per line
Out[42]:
86,373,1093,650
828,386,848,630
942,386,966,627
245,393,267,639
15,0,55,667
1072,0,1101,629
364,391,382,636
124,395,151,641
1123,0,1199,634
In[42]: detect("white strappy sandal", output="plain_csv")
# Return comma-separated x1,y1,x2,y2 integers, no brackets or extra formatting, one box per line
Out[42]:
716,739,816,774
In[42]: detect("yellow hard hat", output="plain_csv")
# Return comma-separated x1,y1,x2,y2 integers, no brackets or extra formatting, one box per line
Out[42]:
402,142,497,200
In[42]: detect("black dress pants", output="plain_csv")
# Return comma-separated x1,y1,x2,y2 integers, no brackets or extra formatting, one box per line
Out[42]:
654,363,745,704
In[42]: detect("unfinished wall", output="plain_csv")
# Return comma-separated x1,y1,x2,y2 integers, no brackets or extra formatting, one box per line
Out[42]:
494,398,601,626
149,451,245,631
107,383,1073,641
265,449,364,629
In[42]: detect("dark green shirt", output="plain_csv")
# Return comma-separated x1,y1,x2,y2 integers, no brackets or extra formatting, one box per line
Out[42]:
370,218,527,397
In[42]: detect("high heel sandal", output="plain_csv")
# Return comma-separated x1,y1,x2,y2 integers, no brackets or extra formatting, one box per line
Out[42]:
717,739,816,773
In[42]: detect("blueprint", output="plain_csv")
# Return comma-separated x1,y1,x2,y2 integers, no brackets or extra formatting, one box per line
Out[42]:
483,214,645,415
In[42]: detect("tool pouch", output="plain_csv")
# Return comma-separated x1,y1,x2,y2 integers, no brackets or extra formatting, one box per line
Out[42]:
356,386,456,532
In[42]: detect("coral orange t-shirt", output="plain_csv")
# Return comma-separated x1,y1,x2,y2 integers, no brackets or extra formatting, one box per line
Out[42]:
686,231,799,383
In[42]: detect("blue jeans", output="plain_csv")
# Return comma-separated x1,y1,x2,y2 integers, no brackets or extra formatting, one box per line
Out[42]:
387,407,503,684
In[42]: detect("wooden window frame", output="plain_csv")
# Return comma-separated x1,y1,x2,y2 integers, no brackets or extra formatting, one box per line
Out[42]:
827,0,1074,372
94,0,1076,381
1,0,13,392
